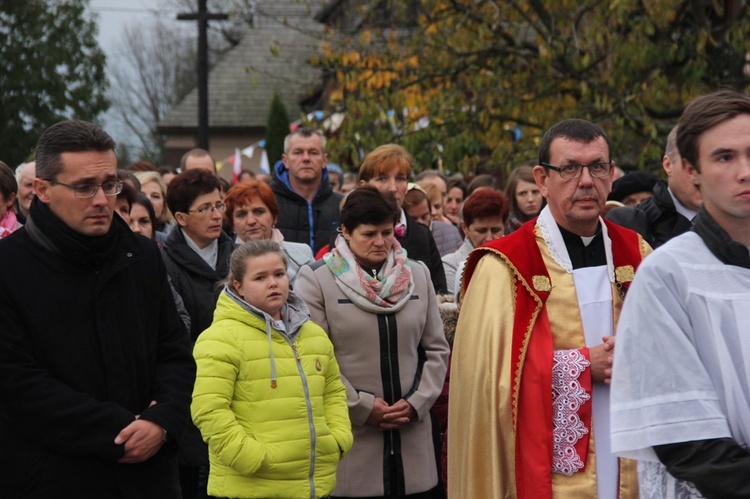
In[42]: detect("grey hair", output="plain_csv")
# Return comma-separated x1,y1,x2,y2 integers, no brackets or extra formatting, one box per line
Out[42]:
664,125,679,162
226,239,288,290
283,127,326,155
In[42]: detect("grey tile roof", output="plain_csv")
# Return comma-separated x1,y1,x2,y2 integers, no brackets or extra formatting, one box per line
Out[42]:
159,0,326,129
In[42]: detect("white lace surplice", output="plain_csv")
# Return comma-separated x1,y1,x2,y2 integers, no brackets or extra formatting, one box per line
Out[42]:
611,231,750,499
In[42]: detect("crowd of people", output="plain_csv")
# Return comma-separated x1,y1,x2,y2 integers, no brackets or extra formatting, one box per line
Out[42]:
0,88,748,499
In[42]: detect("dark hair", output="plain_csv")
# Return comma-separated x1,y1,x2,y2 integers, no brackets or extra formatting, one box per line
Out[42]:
238,169,255,182
224,180,279,227
538,118,611,165
118,170,141,192
462,189,510,227
158,165,178,176
505,164,540,223
467,174,501,195
124,161,158,172
447,178,467,198
35,120,116,181
166,169,222,215
218,176,231,195
677,90,750,173
116,179,137,209
227,239,288,290
341,185,401,232
0,161,18,202
131,193,157,239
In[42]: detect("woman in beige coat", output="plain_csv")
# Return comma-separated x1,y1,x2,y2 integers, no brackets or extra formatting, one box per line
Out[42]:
296,186,450,498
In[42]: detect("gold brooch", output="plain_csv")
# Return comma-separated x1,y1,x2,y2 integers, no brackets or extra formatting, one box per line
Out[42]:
615,265,635,284
532,275,551,292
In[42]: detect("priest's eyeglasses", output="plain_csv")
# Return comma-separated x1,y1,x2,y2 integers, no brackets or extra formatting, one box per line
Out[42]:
47,179,124,198
540,161,612,179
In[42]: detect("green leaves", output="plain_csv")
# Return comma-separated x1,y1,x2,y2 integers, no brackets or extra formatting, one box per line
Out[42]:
320,0,750,174
0,0,109,167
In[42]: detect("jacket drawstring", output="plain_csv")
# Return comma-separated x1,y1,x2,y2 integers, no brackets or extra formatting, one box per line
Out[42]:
265,318,278,388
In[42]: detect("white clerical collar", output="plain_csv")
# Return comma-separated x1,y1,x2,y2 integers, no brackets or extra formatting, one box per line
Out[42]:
182,228,218,270
667,186,698,221
536,205,615,280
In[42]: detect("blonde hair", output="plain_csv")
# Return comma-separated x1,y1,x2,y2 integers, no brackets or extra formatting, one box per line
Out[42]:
134,171,173,224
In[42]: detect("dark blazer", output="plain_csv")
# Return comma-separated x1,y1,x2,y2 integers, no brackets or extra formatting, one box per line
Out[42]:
0,220,194,498
606,180,693,248
271,173,343,254
161,227,235,341
401,214,448,294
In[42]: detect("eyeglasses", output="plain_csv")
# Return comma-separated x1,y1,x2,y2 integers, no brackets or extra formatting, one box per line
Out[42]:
187,202,226,215
540,161,612,179
47,179,124,199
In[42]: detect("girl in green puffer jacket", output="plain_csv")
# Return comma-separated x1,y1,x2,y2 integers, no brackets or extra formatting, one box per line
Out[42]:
191,240,352,499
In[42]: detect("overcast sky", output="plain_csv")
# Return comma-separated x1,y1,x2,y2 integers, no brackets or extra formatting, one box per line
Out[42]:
88,0,189,152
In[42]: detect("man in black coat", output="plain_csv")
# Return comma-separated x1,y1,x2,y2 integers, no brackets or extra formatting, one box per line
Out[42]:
271,127,343,254
606,126,702,248
0,120,195,498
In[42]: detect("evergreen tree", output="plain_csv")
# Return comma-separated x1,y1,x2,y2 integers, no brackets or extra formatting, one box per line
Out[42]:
265,94,290,166
0,0,108,167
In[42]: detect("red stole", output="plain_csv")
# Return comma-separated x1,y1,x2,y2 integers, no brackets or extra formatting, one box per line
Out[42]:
461,219,643,498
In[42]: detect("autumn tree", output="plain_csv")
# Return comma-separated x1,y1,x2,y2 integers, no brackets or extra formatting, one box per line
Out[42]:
319,0,750,174
0,0,108,167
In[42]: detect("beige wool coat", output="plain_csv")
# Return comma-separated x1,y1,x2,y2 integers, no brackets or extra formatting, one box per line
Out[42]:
296,259,450,497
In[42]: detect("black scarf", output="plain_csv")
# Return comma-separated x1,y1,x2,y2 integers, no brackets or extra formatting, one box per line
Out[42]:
25,197,122,271
692,207,750,270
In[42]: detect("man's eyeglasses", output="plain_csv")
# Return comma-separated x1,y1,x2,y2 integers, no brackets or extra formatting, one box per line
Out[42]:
187,202,226,215
540,161,612,179
47,179,124,199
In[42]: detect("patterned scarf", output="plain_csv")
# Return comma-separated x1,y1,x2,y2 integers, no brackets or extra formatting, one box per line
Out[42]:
0,209,18,238
324,234,414,313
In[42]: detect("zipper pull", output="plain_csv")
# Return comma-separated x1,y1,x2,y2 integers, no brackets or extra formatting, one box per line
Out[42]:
291,341,301,361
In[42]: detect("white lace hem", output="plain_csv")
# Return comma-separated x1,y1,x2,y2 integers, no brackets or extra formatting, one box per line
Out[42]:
638,461,704,499
552,349,591,476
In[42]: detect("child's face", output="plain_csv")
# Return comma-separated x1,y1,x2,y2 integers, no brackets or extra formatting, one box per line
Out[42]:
233,253,289,320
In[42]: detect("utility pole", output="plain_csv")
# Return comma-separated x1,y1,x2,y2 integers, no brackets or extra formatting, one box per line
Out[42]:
177,0,228,150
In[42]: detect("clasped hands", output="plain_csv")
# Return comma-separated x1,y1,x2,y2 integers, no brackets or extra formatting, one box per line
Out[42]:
366,398,416,431
115,400,166,464
589,335,615,385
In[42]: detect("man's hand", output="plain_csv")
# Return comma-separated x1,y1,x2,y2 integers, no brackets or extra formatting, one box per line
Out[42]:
589,335,615,385
115,419,165,463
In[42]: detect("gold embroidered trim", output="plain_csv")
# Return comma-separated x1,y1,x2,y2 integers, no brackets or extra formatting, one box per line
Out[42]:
533,275,551,292
614,265,635,284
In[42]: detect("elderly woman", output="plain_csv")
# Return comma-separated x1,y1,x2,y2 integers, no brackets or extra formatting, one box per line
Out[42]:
296,186,450,499
224,180,314,285
442,189,509,296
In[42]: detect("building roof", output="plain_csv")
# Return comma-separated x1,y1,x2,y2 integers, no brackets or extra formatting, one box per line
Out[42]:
159,0,326,130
